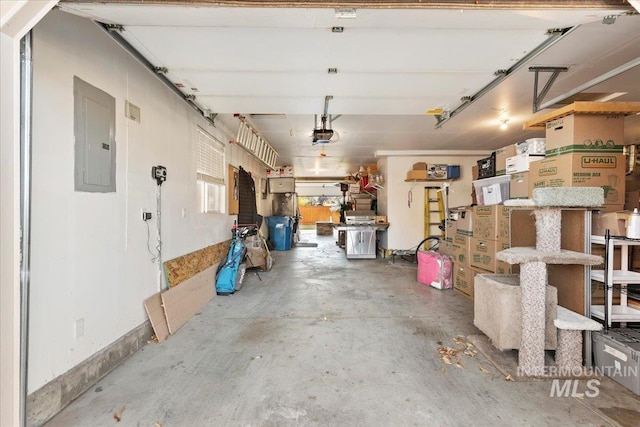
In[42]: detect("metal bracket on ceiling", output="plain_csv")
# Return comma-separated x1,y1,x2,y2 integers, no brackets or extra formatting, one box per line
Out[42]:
529,66,568,113
105,24,124,33
434,110,450,126
154,67,168,74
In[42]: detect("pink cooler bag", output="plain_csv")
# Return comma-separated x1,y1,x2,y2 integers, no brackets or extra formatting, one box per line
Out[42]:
417,250,453,289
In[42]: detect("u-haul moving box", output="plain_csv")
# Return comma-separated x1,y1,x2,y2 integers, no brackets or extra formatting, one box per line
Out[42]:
529,153,625,207
544,114,624,154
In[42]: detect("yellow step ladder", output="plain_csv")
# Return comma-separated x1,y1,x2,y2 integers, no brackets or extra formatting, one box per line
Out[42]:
424,186,446,238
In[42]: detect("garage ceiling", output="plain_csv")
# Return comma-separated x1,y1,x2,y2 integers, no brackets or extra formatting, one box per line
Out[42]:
59,1,640,177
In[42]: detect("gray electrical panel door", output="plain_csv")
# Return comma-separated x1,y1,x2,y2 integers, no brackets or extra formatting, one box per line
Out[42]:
74,76,116,192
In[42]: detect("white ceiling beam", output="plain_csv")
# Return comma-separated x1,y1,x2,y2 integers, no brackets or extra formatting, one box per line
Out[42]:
375,150,492,157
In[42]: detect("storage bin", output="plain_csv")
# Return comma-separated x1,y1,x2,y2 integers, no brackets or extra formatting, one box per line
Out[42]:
472,175,510,205
477,154,496,179
592,329,640,395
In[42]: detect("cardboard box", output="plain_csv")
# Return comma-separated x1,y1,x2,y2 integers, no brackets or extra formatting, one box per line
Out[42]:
427,164,460,180
592,210,630,236
470,237,497,272
497,205,510,243
473,205,499,240
495,239,512,274
505,153,544,174
468,239,511,273
471,205,510,243
375,215,387,224
413,162,427,170
472,165,479,180
529,153,626,206
245,246,266,268
407,169,427,180
449,233,471,265
266,166,294,178
595,203,625,214
354,198,372,211
439,240,455,258
453,263,485,300
509,172,530,199
516,138,546,155
495,144,517,176
545,113,625,153
449,207,473,236
625,190,640,211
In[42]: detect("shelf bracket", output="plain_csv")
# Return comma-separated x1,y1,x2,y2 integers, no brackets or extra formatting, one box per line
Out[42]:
529,66,568,113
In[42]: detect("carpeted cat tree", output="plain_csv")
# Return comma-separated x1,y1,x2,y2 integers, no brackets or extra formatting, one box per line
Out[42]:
475,187,604,376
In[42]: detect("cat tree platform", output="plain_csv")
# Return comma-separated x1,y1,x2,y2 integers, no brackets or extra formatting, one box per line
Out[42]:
477,187,604,376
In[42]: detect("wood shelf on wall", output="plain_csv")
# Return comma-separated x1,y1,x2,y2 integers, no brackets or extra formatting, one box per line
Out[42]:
404,179,456,183
523,101,640,129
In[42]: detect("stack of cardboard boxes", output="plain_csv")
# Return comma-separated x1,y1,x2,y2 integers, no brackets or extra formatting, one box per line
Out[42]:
442,205,515,300
406,163,461,181
480,102,640,210
521,103,639,211
455,102,640,302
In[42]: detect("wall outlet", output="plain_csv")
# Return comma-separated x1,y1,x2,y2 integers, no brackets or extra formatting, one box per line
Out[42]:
142,211,152,221
74,318,84,339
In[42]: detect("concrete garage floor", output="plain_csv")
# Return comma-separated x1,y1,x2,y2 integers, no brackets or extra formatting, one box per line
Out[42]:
46,231,640,426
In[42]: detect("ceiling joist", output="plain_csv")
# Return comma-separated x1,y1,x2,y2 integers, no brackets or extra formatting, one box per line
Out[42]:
59,0,636,10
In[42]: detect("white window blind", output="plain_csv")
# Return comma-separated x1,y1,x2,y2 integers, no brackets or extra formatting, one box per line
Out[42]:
196,126,225,184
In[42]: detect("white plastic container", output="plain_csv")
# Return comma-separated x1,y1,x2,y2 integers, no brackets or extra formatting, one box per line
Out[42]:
472,175,510,206
627,208,640,239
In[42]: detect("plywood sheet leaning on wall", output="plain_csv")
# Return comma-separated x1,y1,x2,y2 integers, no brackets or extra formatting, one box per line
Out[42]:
164,240,230,287
144,293,170,342
161,265,216,334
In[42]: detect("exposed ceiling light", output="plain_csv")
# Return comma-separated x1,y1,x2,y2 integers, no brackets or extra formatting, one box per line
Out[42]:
331,26,344,33
499,119,509,131
335,8,356,19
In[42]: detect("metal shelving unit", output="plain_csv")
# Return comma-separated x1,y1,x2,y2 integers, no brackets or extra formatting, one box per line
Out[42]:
590,234,640,329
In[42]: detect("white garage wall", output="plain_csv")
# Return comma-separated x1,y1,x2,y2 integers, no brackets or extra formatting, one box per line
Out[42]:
380,155,480,250
28,10,266,392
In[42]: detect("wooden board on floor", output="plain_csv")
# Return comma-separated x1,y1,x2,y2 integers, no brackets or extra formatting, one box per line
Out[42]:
143,292,170,343
161,265,216,334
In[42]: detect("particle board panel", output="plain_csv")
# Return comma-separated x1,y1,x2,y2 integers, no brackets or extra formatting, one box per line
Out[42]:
164,240,230,287
524,101,640,129
143,292,170,343
161,265,216,334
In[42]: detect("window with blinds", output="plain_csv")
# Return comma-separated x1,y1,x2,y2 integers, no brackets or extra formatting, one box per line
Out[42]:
196,126,225,184
196,127,226,214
